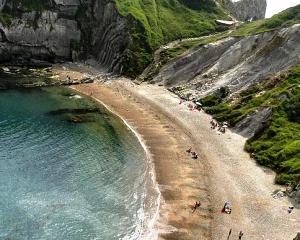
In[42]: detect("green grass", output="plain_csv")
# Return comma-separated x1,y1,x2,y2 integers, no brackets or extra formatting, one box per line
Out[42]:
201,66,300,185
0,12,13,27
232,4,300,36
114,0,228,77
115,0,227,48
152,4,300,69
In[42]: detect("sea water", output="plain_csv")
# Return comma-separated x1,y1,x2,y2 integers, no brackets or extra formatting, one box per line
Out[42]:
0,87,158,240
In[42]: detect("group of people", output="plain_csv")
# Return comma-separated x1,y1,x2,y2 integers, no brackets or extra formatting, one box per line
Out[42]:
227,229,244,240
210,119,228,133
186,147,198,159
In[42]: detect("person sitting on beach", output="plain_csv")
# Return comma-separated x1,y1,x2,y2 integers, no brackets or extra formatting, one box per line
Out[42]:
225,207,232,214
222,201,230,213
288,206,294,214
193,153,198,159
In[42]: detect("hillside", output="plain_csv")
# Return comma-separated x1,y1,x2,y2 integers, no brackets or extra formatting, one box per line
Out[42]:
203,66,300,185
0,0,268,77
115,0,230,76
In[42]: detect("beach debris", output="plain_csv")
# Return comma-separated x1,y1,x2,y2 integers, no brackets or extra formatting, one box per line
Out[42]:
2,67,10,72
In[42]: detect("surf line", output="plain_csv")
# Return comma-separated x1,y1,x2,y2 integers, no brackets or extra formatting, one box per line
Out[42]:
70,86,161,240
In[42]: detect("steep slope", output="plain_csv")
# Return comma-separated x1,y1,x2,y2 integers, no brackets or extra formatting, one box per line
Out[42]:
222,0,267,21
204,66,300,185
0,0,129,72
0,0,267,76
115,0,230,76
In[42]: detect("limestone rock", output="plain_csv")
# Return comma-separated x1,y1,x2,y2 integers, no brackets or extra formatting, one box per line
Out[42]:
233,107,272,138
154,24,300,98
225,0,267,21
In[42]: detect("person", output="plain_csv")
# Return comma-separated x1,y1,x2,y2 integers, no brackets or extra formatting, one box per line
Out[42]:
225,207,232,214
227,228,232,240
222,201,230,213
191,151,198,159
288,206,294,214
192,201,201,213
238,231,244,239
186,147,192,154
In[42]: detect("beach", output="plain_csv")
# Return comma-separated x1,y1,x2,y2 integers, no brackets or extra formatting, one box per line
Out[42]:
59,64,300,240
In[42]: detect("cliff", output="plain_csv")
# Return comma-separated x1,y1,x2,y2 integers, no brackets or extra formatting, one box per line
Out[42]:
0,0,267,76
224,0,267,21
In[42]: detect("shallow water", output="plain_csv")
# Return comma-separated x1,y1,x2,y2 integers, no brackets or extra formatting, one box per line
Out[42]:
0,87,157,240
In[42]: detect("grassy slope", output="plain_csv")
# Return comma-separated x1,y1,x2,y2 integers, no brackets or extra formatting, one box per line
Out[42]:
114,0,228,77
159,4,300,65
201,67,300,185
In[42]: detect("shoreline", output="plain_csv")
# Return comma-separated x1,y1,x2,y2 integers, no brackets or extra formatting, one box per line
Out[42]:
70,79,300,240
72,81,211,239
70,86,161,240
51,61,299,240
71,82,215,240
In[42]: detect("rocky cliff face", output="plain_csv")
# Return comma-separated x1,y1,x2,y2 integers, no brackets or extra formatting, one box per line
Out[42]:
224,0,267,21
154,24,300,99
77,0,130,73
0,0,130,71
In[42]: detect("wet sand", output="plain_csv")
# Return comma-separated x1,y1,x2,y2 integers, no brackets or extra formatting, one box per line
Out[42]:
71,81,213,240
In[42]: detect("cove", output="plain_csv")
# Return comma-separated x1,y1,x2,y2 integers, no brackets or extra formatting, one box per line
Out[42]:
0,87,157,240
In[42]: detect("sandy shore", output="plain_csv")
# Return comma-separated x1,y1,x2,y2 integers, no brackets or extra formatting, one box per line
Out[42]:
57,64,299,240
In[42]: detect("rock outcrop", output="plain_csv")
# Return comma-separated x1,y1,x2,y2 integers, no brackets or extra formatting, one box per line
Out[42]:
0,0,130,72
224,0,267,21
233,107,272,138
154,24,300,99
77,1,130,73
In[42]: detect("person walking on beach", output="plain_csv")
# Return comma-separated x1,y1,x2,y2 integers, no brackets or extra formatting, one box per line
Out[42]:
238,231,244,239
227,228,232,240
192,201,201,213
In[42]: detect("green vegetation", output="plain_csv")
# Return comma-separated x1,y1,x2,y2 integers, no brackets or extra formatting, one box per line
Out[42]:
201,66,300,185
0,12,13,27
151,4,300,71
114,0,228,77
232,4,300,36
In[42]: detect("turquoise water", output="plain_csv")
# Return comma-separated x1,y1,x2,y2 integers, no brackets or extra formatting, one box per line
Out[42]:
0,88,157,240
